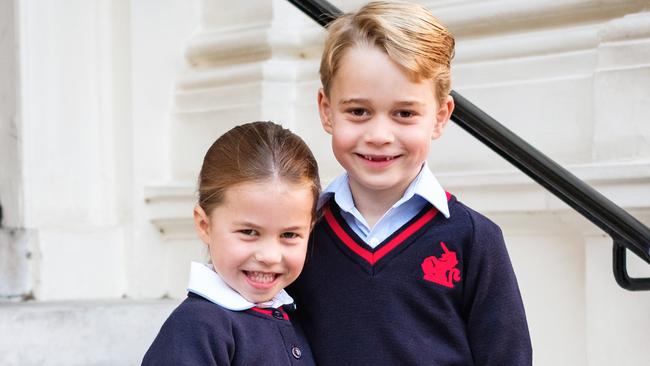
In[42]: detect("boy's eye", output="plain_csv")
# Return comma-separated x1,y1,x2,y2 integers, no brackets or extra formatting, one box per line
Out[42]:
238,229,259,236
396,110,415,118
347,108,369,117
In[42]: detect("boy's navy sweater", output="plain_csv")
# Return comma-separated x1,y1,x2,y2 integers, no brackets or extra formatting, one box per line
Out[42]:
142,292,315,366
289,194,532,365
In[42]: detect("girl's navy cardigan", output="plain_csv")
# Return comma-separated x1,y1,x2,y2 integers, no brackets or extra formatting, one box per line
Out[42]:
142,292,315,365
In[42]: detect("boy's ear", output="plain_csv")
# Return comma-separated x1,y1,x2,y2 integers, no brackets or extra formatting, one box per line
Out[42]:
432,95,455,140
317,88,333,134
193,205,211,245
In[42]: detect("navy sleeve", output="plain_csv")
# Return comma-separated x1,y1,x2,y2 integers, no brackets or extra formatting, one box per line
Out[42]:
462,211,533,366
141,301,234,366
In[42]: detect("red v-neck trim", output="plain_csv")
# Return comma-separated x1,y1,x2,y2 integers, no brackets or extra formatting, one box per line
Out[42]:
323,192,451,265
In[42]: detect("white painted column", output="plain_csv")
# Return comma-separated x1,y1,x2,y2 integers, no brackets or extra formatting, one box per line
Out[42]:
17,0,131,300
0,0,33,300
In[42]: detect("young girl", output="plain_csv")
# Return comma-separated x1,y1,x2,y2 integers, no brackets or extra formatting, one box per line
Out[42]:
142,121,320,365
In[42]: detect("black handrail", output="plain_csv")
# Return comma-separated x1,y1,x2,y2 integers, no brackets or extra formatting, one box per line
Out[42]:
288,0,650,290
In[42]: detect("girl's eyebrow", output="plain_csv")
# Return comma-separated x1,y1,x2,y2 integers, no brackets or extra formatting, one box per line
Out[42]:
232,221,309,232
282,225,309,232
232,221,261,229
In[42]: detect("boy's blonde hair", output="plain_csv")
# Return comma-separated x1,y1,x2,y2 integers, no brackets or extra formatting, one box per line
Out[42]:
320,1,455,105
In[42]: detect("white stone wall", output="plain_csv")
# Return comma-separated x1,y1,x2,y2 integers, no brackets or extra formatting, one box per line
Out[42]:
1,0,649,365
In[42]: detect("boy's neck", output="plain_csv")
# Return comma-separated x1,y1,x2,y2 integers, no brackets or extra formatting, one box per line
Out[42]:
348,180,410,230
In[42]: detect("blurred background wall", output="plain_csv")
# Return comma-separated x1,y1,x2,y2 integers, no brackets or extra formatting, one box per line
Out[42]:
1,0,649,364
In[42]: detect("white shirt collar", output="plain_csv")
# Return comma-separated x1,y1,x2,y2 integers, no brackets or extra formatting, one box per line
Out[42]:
186,262,294,311
411,162,450,218
320,162,450,218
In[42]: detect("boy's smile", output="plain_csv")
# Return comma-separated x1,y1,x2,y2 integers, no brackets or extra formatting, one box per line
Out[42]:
318,45,453,205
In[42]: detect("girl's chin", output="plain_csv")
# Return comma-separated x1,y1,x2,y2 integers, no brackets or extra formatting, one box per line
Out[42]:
242,291,275,304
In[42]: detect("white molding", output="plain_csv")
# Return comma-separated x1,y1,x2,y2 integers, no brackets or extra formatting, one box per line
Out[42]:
173,60,319,115
427,0,649,36
440,161,650,214
185,23,272,66
454,11,650,64
598,11,650,42
439,161,650,187
184,22,324,67
454,24,600,64
144,184,196,241
145,161,650,239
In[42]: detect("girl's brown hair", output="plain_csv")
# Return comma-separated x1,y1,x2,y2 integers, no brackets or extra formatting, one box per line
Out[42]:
198,121,320,217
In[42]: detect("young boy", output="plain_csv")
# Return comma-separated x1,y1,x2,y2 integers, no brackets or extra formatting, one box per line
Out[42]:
288,1,532,365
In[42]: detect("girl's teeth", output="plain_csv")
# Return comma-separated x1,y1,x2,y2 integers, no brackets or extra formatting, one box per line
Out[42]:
246,271,276,283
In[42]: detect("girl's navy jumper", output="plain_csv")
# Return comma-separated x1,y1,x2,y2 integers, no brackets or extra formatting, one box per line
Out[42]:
289,194,532,365
142,292,315,365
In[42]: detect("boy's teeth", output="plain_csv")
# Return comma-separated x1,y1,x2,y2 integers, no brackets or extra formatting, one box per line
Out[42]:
246,271,276,283
364,155,393,161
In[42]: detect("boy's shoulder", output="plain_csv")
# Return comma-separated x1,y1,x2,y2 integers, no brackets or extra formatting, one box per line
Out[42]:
446,194,504,240
449,195,500,226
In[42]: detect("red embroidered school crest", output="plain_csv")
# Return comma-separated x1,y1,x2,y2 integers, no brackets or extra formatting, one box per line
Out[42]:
421,242,461,288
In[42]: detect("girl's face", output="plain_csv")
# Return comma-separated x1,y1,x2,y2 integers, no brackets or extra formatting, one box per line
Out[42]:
194,179,314,303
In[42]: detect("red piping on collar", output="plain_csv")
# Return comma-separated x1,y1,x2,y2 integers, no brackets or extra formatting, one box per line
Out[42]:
250,306,289,320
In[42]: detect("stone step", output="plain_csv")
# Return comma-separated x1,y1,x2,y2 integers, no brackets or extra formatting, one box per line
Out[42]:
0,299,180,366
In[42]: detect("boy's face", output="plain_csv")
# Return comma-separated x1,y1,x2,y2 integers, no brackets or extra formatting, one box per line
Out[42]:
318,46,454,199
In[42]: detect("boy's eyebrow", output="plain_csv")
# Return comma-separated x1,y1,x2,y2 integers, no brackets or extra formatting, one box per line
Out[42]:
394,100,426,107
339,98,369,106
338,98,426,107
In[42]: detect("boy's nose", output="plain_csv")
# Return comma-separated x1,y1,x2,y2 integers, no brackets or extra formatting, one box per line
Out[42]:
364,117,395,145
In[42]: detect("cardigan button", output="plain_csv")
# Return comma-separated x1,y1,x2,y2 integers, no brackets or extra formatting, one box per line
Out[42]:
271,309,284,319
291,346,302,359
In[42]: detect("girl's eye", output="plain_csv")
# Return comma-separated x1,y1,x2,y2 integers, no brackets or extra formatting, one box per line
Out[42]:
280,232,300,239
239,229,258,236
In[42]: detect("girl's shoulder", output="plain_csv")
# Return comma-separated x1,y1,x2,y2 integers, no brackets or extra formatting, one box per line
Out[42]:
160,293,236,335
141,294,237,365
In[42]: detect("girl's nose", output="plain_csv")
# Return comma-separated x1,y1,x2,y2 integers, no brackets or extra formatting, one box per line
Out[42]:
254,243,282,265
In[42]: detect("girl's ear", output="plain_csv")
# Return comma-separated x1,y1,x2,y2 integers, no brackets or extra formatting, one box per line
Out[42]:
318,88,333,134
193,205,211,245
432,95,455,140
